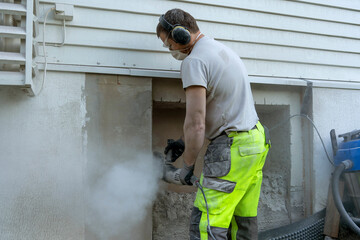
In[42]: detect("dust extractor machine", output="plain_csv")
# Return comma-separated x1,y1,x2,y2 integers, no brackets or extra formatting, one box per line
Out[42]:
331,129,360,236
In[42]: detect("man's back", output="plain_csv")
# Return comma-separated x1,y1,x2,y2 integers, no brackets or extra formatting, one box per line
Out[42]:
181,36,258,139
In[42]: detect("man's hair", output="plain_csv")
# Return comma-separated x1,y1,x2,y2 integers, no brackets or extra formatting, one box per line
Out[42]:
156,8,199,39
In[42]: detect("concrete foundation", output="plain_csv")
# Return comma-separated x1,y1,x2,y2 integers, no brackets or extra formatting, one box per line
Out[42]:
0,72,357,239
0,72,86,239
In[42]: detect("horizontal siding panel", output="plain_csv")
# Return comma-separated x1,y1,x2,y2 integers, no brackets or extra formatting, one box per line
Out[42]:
38,25,360,69
222,41,360,68
41,0,360,25
37,25,157,51
201,22,360,54
285,0,360,12
245,60,360,82
37,45,360,82
172,0,360,25
40,1,360,40
37,46,182,71
37,0,360,84
177,3,360,40
40,3,156,33
39,23,360,54
41,20,360,55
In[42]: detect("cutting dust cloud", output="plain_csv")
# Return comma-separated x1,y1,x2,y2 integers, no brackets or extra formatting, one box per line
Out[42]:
86,153,162,239
0,150,162,239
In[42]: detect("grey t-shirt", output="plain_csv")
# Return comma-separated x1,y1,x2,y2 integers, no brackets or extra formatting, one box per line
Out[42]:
181,36,258,140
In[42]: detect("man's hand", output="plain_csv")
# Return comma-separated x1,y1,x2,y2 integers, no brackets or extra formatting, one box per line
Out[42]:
164,138,185,162
163,162,194,185
179,163,195,185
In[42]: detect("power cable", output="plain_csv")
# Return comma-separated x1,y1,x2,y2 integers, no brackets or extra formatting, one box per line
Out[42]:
194,180,217,240
34,8,66,96
269,113,334,167
55,19,66,47
34,7,54,96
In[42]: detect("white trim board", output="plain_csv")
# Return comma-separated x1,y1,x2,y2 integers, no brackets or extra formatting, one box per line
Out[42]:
39,63,360,90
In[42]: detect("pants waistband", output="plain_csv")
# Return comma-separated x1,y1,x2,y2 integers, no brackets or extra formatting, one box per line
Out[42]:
212,125,257,141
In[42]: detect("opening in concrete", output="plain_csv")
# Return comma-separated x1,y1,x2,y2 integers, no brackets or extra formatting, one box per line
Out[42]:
256,104,294,231
151,80,294,238
152,104,202,240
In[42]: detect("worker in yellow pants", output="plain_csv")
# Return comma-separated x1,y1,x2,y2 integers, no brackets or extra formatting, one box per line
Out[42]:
156,8,270,239
190,121,270,240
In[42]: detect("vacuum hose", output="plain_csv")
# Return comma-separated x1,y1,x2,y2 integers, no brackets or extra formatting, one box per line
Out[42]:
162,150,217,239
190,176,217,240
332,160,360,235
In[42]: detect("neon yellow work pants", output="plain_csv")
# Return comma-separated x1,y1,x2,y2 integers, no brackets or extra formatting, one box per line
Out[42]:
190,121,270,240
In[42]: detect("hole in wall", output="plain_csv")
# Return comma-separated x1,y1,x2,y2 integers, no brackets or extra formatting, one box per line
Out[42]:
151,99,293,237
256,104,294,231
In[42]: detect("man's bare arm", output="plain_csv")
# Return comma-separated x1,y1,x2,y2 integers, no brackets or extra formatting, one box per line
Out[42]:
183,86,206,166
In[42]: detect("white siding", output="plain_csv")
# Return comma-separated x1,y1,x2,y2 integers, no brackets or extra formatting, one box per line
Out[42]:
38,0,360,87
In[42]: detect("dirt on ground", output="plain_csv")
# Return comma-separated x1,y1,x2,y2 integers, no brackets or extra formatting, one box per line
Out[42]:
152,190,196,240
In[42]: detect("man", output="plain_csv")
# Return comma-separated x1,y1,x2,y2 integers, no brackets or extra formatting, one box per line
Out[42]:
157,8,270,240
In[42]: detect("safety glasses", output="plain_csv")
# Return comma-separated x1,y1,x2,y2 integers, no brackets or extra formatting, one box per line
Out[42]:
162,32,172,49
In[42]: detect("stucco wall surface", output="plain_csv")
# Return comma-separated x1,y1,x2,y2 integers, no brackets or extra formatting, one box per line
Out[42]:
84,74,156,240
0,72,86,239
0,73,158,240
312,87,360,212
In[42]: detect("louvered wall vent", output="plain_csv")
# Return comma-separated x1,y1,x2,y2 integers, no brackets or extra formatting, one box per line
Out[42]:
0,0,39,95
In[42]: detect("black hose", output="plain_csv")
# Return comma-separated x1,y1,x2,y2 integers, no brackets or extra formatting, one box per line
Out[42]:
352,217,360,226
332,160,360,235
196,182,217,240
191,177,217,240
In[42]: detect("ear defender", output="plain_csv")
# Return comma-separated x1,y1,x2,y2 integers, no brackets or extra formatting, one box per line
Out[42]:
171,26,191,45
159,15,191,45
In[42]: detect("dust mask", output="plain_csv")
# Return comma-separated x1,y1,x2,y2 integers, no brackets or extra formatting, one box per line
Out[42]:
170,32,202,61
170,50,188,61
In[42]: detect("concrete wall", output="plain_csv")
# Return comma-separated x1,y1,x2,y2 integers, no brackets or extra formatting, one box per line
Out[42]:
0,72,86,239
1,72,360,239
312,88,360,212
0,73,157,240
